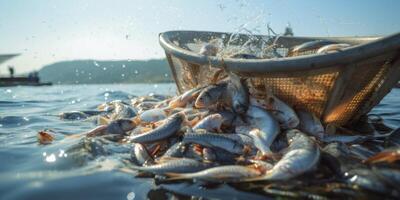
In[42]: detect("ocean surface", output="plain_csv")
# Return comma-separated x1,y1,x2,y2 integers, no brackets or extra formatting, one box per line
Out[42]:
1,84,400,200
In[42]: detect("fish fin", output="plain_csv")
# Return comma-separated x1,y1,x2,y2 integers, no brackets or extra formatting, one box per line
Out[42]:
364,151,400,164
86,125,108,137
119,167,138,175
164,173,190,181
98,116,110,125
210,68,225,84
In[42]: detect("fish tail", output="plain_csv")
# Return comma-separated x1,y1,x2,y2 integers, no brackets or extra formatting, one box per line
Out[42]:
364,151,400,164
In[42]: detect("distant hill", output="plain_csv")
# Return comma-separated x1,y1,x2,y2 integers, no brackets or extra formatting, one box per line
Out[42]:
38,59,173,84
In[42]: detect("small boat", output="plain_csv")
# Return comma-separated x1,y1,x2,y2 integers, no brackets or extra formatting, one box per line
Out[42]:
159,30,400,126
0,54,52,87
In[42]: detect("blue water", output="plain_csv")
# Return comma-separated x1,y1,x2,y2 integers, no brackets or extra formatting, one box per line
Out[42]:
1,84,399,200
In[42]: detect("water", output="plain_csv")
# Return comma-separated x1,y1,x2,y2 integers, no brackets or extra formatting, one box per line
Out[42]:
1,84,399,200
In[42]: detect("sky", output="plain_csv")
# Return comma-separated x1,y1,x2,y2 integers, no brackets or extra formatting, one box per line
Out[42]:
0,0,399,74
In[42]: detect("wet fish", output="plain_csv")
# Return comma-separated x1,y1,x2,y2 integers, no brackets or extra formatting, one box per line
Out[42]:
160,142,186,158
129,113,184,143
264,94,299,129
87,118,137,137
167,165,262,182
131,143,154,166
195,82,228,108
59,111,89,120
129,158,209,175
199,43,218,56
288,40,337,56
349,144,376,160
226,72,249,114
137,108,169,123
317,43,350,54
297,109,324,139
110,102,137,120
245,105,280,154
183,130,245,154
193,113,223,132
169,87,204,108
247,129,320,181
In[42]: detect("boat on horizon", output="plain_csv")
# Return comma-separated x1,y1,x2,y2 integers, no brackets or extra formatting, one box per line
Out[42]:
0,54,52,87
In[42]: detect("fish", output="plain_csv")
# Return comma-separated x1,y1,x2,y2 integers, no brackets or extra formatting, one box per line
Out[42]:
230,53,260,59
193,113,223,132
129,157,209,175
246,129,320,181
86,118,137,137
129,113,184,143
183,129,245,154
317,43,350,54
159,142,186,159
225,71,249,114
348,144,376,160
37,130,55,144
136,108,168,123
202,147,216,162
288,40,337,56
166,165,262,182
264,92,299,129
59,111,89,120
131,143,154,166
199,43,218,56
364,147,400,164
169,86,204,108
110,102,137,120
195,82,228,108
297,109,324,139
245,105,280,154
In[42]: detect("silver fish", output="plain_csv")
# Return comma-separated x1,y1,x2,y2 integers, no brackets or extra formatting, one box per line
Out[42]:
110,102,137,120
59,111,89,120
246,106,280,153
264,94,299,129
169,86,204,108
317,43,350,54
87,118,137,137
167,165,262,182
137,108,167,123
226,72,249,114
297,109,324,139
129,113,184,143
247,129,320,181
130,158,209,175
193,113,223,132
183,130,244,154
199,43,218,56
131,143,154,166
195,82,228,108
289,40,337,56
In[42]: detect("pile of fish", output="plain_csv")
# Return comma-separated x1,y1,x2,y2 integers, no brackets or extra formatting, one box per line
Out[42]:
44,66,400,198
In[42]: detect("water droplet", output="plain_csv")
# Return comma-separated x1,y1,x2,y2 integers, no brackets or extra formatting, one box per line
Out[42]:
71,100,76,104
103,67,107,71
121,74,125,77
134,70,139,74
153,84,158,88
43,152,47,157
164,73,169,77
127,192,135,200
5,89,12,93
122,64,126,68
104,93,110,97
94,61,99,67
45,154,56,162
